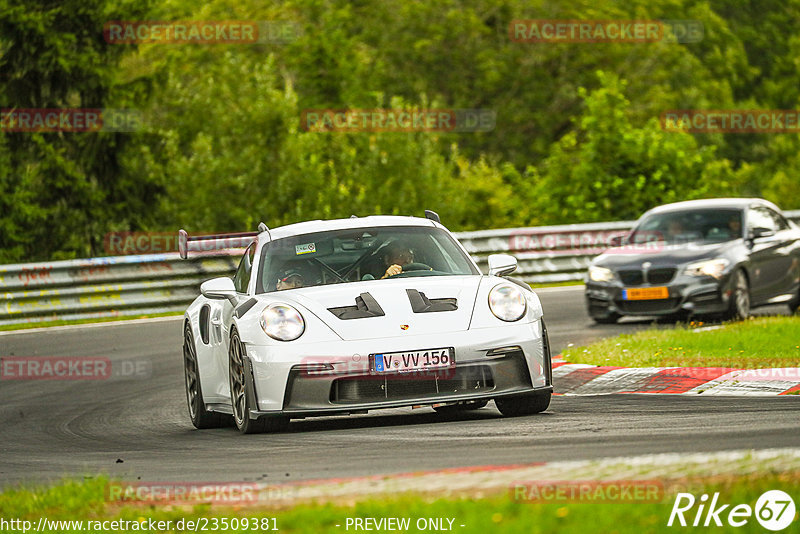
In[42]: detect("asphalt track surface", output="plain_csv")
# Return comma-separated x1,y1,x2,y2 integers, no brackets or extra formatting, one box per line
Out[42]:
0,286,797,488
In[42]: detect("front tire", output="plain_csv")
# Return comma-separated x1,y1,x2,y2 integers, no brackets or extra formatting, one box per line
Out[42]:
789,286,800,314
183,323,228,429
229,328,289,434
495,392,551,417
725,269,750,320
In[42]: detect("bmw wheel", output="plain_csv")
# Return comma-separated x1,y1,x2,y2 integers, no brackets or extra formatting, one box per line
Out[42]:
789,286,800,314
726,269,750,321
229,328,288,434
184,322,228,429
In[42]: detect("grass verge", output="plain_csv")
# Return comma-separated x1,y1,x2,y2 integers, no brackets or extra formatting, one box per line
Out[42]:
562,316,800,368
1,473,798,533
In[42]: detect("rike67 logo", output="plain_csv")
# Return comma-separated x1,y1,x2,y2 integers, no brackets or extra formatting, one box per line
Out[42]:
668,490,796,531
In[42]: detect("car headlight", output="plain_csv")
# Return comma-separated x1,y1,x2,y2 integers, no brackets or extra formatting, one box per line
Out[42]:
588,265,614,282
488,283,527,322
260,303,305,341
685,258,730,279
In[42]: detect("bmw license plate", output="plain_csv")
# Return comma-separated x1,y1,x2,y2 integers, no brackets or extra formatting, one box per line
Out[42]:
623,287,669,300
371,348,454,374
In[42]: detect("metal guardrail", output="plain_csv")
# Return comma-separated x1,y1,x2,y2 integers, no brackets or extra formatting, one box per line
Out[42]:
458,220,636,284
0,252,239,326
2,211,798,326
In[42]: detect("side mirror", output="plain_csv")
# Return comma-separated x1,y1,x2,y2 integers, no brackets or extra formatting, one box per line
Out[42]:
201,277,237,304
488,254,518,277
750,227,775,239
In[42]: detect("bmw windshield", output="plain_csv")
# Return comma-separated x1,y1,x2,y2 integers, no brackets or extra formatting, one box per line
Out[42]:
629,209,744,245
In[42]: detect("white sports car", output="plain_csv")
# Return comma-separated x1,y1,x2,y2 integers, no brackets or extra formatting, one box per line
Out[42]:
180,212,553,433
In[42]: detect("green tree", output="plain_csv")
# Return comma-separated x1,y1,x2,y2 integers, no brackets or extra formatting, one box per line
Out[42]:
0,0,160,261
5,0,800,262
530,72,739,223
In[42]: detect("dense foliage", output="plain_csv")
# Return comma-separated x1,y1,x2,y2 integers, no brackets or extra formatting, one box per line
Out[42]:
2,0,799,261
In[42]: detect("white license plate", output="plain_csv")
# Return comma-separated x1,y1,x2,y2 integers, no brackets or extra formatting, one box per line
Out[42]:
372,348,454,374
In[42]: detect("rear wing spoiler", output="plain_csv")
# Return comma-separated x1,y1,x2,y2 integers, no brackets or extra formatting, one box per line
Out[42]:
178,229,259,259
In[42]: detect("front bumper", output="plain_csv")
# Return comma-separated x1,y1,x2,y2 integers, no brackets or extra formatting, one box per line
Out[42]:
243,320,550,415
585,272,735,318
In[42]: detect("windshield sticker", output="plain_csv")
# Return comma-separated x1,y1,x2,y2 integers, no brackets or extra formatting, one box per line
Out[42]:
295,243,316,255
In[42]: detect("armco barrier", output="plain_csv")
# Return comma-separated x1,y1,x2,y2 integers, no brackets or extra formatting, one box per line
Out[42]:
457,220,637,284
0,252,239,326
2,211,798,326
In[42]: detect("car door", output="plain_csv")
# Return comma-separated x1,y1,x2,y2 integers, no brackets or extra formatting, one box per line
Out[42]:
763,209,800,298
745,206,791,304
209,244,255,399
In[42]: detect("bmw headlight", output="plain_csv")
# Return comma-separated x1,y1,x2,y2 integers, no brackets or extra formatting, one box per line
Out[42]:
488,284,527,322
588,265,614,282
260,303,305,341
685,258,730,279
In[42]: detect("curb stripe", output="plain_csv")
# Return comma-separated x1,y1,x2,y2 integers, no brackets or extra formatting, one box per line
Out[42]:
552,363,595,376
635,367,735,394
569,367,667,395
552,362,800,396
557,366,623,394
780,383,800,395
685,368,800,395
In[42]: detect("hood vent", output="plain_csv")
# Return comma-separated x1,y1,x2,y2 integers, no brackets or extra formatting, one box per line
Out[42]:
406,289,457,313
328,292,385,320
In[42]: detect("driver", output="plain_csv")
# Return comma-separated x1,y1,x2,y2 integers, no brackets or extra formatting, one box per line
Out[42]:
728,214,742,238
665,219,685,240
276,268,304,290
380,241,415,279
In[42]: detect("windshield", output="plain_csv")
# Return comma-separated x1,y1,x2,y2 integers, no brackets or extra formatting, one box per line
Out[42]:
255,226,479,293
629,208,744,245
